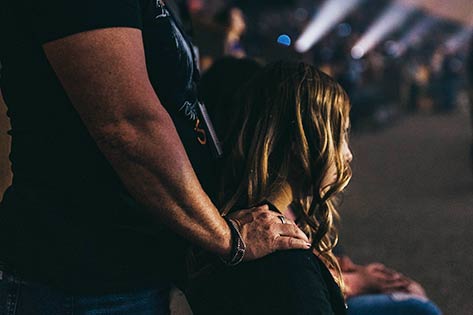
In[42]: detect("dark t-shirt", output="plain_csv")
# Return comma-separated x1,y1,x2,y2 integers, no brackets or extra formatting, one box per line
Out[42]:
0,0,215,293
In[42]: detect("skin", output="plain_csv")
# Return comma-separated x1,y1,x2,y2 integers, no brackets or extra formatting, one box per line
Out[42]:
321,124,353,189
42,27,309,261
339,256,427,298
229,8,246,37
224,8,246,58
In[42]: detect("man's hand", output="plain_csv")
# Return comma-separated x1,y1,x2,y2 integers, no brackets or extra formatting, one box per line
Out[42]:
228,205,311,261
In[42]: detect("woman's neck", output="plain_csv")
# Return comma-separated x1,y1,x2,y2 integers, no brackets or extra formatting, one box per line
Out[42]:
267,183,293,215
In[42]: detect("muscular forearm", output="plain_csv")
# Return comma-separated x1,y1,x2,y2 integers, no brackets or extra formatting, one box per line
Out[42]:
94,109,231,256
42,27,310,261
42,27,231,256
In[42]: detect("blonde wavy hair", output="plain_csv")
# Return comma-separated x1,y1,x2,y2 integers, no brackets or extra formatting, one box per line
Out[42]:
215,61,352,287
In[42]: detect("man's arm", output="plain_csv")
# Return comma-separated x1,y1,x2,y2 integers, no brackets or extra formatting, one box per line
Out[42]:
43,27,309,259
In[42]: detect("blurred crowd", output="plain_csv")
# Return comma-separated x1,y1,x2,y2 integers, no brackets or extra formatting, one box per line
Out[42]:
182,0,472,130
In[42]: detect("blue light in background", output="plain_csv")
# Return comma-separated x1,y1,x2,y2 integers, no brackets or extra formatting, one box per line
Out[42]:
277,34,292,46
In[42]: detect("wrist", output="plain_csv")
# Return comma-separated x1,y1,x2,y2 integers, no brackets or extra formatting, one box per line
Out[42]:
219,217,233,258
220,217,246,266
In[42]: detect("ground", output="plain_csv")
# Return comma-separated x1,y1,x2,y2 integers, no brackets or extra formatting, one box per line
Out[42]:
340,110,473,315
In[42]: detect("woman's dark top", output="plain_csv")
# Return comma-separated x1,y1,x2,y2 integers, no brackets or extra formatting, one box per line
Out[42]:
186,202,347,315
186,249,347,315
0,0,215,293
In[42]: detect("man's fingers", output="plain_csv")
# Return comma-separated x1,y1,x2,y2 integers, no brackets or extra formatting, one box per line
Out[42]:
277,223,310,242
273,236,311,250
230,205,270,225
256,204,269,211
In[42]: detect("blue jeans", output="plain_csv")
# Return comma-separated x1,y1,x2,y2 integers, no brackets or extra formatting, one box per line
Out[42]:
347,293,442,315
0,269,170,315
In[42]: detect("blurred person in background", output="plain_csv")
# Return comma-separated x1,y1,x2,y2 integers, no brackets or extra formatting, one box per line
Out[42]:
215,6,247,58
439,48,462,113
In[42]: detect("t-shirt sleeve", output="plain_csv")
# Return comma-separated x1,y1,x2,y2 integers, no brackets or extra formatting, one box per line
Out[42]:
32,0,142,44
